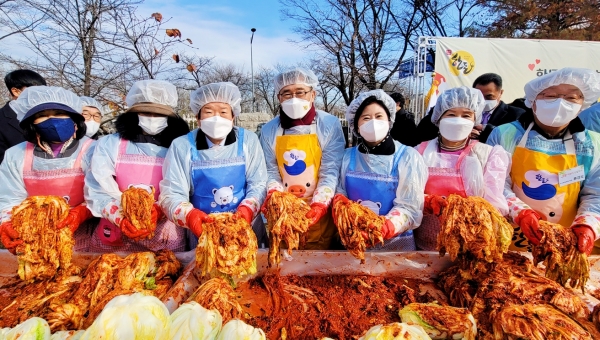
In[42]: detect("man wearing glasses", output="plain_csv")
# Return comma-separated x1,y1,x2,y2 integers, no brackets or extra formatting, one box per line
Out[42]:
259,67,345,250
487,67,600,255
80,96,105,139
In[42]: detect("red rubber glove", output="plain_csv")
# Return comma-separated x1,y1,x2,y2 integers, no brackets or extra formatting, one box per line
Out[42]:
306,202,328,228
120,218,152,240
572,224,595,255
57,205,93,233
515,209,542,246
332,194,349,220
186,208,208,238
151,204,163,226
235,205,254,225
261,189,278,215
424,195,447,216
362,220,396,245
0,221,22,255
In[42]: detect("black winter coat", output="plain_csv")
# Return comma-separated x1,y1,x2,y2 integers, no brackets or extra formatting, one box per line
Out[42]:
0,102,25,164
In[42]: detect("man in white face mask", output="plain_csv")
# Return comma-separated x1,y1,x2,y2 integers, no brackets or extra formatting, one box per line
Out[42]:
333,90,428,251
159,82,268,248
472,73,525,143
487,67,600,256
85,79,190,252
259,67,346,250
414,86,510,251
80,96,105,139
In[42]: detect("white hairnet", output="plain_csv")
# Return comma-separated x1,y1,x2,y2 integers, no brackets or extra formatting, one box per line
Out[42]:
125,80,178,108
190,82,242,116
274,67,319,94
12,86,83,122
524,67,600,109
431,86,485,126
80,96,106,116
345,90,397,126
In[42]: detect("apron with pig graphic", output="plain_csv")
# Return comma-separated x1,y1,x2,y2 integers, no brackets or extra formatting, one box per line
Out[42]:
509,123,583,251
89,139,186,253
275,122,336,250
345,145,416,251
415,140,478,251
23,139,94,251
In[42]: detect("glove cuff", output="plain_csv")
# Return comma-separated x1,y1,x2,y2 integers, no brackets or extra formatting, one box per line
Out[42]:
515,209,540,224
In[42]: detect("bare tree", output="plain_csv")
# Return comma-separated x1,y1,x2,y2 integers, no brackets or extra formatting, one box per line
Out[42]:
281,0,423,105
0,0,45,41
415,0,490,37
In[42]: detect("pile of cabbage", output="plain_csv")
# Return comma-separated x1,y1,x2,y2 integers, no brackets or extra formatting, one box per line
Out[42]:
0,293,265,340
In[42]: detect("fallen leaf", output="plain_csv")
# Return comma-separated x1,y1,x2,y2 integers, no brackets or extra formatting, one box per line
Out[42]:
151,13,162,22
172,54,180,63
186,64,197,72
166,29,182,38
186,38,193,44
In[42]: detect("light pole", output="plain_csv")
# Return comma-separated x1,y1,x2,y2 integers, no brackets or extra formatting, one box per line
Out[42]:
250,28,256,112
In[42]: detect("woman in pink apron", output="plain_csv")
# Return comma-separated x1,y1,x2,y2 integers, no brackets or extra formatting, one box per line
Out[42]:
159,82,268,249
487,67,600,255
85,80,190,253
0,86,96,253
415,86,510,251
333,90,427,251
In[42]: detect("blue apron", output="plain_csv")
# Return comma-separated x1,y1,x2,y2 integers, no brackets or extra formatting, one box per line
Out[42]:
345,145,416,251
189,128,246,213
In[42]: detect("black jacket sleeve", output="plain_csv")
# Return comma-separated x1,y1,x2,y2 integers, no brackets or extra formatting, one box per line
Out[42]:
479,102,525,143
415,109,439,144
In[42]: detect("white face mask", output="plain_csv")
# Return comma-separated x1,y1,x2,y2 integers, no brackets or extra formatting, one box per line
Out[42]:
281,98,312,119
439,117,475,142
200,115,233,140
483,99,498,112
85,121,100,137
359,119,390,143
138,115,168,135
534,99,582,127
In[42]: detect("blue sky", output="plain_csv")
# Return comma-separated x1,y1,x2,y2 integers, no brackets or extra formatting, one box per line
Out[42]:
139,0,307,68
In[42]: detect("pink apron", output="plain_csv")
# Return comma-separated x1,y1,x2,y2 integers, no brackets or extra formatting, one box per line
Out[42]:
89,139,186,252
22,139,94,251
414,140,476,250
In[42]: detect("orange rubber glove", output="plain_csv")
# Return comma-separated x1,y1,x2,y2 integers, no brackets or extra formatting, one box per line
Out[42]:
120,218,152,240
306,202,328,228
57,205,93,233
362,220,396,246
331,194,349,220
515,209,542,246
235,205,254,225
0,221,22,255
424,195,447,216
572,224,595,255
186,208,208,238
261,189,278,215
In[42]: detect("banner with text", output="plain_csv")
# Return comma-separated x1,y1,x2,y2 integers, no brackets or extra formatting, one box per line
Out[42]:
433,38,600,105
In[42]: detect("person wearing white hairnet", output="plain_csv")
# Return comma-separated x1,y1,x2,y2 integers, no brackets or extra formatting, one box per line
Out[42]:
259,67,345,250
159,82,268,247
85,80,190,252
0,86,96,253
488,67,600,255
80,96,105,139
333,90,427,251
415,86,509,251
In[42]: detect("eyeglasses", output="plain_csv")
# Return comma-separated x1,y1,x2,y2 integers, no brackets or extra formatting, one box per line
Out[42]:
278,89,312,100
537,92,584,104
82,113,102,122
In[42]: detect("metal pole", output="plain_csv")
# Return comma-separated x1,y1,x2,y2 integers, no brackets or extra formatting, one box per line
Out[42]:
251,28,256,112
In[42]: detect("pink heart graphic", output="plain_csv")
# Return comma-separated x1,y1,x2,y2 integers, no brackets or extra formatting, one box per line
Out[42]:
528,64,535,71
535,59,540,64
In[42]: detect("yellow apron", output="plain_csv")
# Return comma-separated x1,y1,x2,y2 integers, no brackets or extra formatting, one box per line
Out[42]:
275,123,336,250
509,123,582,251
